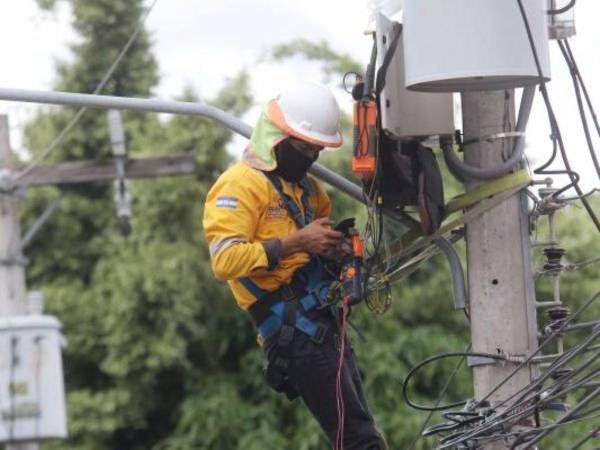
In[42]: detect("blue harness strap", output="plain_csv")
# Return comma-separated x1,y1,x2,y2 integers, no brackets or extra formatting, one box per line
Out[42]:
238,172,331,341
240,257,332,340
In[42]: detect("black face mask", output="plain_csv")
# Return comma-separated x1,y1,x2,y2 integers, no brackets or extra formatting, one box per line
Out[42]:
273,141,318,183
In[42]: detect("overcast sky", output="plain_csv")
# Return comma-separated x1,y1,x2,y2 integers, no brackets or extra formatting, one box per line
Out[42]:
0,0,598,193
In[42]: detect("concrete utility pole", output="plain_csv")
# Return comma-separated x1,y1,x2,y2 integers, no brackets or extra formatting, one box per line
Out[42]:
0,116,38,450
462,91,539,449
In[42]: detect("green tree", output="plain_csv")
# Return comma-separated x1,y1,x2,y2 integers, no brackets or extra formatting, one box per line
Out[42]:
22,1,252,449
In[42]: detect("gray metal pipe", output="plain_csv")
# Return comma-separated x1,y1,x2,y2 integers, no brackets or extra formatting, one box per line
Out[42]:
442,85,536,180
434,238,467,310
0,87,361,201
0,87,255,140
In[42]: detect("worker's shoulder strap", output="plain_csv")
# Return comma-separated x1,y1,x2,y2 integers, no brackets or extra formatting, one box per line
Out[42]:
261,171,313,229
237,172,315,303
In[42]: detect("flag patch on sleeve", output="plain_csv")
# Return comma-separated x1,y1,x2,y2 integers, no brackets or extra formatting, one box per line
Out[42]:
216,196,238,209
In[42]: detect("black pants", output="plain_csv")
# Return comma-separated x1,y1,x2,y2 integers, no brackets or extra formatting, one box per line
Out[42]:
263,321,384,450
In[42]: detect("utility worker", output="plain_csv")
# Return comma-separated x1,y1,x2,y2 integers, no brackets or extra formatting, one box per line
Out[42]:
203,82,385,449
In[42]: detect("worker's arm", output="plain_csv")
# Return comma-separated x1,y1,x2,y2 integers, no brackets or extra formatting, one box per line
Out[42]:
204,175,274,281
281,180,341,257
281,218,343,257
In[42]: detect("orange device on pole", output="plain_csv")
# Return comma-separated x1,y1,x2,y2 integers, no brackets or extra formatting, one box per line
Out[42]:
352,100,377,180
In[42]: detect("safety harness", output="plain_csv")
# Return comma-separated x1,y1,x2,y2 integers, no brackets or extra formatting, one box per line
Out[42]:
238,172,334,345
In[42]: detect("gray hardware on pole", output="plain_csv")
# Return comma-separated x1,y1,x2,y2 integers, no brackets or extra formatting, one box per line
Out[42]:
107,110,126,157
442,85,536,181
107,110,132,235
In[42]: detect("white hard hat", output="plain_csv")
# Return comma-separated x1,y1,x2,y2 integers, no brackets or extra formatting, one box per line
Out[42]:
266,82,344,148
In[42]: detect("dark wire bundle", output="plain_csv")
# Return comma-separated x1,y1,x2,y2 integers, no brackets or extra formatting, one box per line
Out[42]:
401,290,600,450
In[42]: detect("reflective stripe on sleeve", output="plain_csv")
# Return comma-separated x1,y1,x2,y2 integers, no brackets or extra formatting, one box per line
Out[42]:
209,236,246,257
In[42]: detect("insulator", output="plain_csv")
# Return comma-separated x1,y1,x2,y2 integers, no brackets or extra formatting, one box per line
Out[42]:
543,247,565,271
547,306,570,321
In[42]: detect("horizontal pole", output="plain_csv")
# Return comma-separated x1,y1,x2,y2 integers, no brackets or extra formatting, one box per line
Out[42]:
0,87,366,202
14,154,196,187
0,87,254,138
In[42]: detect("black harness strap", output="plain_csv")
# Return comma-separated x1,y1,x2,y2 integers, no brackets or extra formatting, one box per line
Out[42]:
247,283,304,326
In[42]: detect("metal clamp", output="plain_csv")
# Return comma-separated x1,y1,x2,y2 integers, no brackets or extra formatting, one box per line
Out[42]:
467,355,500,367
462,131,526,147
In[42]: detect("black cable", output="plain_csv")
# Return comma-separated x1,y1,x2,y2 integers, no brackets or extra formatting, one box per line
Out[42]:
406,344,470,450
547,0,576,15
477,290,599,408
516,0,600,231
564,40,600,141
485,324,600,419
521,386,600,450
402,351,504,412
510,411,600,450
437,335,600,449
557,39,600,180
567,426,600,450
434,293,600,449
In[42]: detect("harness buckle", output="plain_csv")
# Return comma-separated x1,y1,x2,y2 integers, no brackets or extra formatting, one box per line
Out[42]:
311,323,328,345
280,284,296,301
279,324,295,347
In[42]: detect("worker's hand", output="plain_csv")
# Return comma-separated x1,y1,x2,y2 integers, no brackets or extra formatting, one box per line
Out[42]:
281,217,343,257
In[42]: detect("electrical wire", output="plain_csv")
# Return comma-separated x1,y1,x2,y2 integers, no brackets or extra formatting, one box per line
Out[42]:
402,352,505,412
564,40,600,141
547,0,576,15
13,0,160,182
335,297,350,450
436,354,600,449
516,0,600,231
426,291,599,449
479,294,599,410
567,426,600,450
521,386,600,450
559,187,599,202
557,39,600,180
406,344,470,450
434,330,600,449
510,412,600,450
536,256,600,277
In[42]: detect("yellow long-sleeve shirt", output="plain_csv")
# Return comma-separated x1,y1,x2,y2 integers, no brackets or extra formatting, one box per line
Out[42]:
203,160,331,310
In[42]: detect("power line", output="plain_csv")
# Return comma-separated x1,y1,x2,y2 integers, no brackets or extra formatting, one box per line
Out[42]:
557,39,600,180
563,39,600,141
406,344,470,450
13,0,160,182
547,0,576,15
516,0,600,231
435,334,600,449
418,289,600,449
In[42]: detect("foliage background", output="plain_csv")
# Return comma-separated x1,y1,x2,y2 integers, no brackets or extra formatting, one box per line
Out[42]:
15,1,600,449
